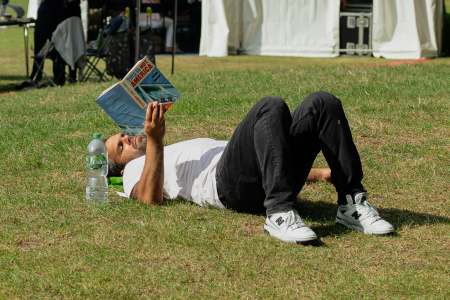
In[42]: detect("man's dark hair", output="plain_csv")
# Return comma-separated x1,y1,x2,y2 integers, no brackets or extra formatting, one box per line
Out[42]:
108,159,125,177
103,136,125,177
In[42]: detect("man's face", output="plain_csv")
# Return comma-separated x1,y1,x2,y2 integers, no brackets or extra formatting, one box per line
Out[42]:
105,133,147,165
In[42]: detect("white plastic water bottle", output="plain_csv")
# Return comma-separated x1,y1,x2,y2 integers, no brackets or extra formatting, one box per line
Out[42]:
85,133,108,202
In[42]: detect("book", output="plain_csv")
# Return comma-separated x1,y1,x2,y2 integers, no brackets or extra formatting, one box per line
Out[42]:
96,56,180,135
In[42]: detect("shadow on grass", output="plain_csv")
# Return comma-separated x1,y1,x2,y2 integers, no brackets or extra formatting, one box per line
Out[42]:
0,75,29,93
0,83,21,93
167,197,449,240
0,81,55,93
295,199,450,238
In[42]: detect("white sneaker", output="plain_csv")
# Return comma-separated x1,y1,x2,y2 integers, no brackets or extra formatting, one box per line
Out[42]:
336,192,394,235
264,210,318,243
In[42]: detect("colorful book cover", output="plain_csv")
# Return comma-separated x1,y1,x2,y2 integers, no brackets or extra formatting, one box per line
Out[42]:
96,56,180,135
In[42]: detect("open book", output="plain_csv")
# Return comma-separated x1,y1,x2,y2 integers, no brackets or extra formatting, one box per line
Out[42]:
96,56,180,135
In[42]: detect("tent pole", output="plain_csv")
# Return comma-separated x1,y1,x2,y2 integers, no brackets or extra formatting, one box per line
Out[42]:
171,0,177,74
135,0,141,63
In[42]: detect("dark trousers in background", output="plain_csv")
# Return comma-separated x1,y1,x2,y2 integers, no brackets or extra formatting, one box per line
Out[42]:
29,1,66,85
216,92,365,215
30,53,66,85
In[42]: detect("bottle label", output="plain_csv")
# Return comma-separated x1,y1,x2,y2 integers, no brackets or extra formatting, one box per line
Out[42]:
86,154,107,170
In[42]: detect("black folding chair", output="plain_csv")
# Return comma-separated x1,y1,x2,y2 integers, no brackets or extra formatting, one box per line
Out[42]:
79,16,125,82
79,36,111,82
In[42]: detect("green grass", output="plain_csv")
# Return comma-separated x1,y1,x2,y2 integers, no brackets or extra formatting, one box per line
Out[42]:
1,5,450,299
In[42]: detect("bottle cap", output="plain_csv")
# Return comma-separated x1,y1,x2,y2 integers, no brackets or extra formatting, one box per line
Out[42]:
93,132,103,139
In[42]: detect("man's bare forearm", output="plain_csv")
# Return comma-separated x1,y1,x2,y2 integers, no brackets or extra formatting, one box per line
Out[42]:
131,140,164,204
131,103,166,204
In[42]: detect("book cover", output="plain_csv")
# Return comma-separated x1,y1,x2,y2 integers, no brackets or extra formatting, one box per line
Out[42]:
96,56,180,135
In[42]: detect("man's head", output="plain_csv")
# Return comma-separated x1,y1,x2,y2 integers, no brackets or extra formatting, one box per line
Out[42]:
105,133,147,176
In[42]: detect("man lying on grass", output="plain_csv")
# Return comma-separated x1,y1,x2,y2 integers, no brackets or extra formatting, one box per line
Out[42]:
105,92,394,244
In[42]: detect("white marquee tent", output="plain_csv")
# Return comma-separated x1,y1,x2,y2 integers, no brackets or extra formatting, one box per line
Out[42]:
199,0,445,59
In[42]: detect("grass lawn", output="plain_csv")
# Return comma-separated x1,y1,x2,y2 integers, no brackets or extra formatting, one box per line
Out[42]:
1,4,449,299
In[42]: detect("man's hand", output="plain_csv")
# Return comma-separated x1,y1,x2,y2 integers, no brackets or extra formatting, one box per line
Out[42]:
144,102,169,144
130,102,170,205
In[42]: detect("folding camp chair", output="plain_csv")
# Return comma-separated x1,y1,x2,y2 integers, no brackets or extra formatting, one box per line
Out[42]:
79,33,112,82
30,39,57,86
79,16,125,82
31,16,86,87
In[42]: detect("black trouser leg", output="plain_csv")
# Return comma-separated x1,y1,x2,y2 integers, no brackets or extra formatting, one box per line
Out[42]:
52,53,66,86
68,67,77,82
30,6,59,83
216,97,299,215
216,93,365,215
30,19,47,82
290,92,365,205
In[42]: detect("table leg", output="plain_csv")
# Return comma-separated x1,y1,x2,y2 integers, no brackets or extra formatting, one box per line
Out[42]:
24,25,29,77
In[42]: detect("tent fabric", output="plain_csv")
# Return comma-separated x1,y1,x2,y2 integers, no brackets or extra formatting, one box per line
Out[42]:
199,0,231,57
200,0,444,59
26,0,41,19
372,0,444,59
200,0,340,57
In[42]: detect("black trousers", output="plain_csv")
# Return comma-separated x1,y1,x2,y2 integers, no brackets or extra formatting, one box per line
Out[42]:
216,92,365,215
30,2,66,85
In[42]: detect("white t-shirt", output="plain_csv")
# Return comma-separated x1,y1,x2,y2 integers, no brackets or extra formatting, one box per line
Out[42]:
123,138,227,209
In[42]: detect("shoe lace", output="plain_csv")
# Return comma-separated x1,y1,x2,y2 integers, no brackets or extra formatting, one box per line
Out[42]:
286,211,306,230
356,201,381,223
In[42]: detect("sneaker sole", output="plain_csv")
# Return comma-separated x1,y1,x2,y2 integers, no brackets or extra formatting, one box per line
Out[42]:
336,217,394,235
263,227,318,243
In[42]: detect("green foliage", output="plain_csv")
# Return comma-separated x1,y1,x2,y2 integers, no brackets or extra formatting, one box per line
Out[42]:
0,24,449,298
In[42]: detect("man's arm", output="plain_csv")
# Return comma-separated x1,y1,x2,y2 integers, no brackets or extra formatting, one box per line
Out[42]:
131,103,166,204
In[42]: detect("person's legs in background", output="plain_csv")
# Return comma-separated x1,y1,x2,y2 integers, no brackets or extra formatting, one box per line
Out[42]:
18,2,65,89
68,67,77,83
163,17,176,52
17,10,48,89
144,12,178,53
147,14,175,52
52,52,66,86
28,8,50,83
64,0,81,84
